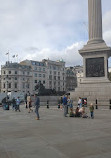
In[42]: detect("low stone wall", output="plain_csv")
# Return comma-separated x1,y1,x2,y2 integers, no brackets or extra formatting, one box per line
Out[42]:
31,96,60,106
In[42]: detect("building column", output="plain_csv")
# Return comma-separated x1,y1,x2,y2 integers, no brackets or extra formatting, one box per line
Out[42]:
88,0,104,44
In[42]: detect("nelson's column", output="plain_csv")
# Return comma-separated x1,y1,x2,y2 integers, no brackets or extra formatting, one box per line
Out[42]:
72,0,111,105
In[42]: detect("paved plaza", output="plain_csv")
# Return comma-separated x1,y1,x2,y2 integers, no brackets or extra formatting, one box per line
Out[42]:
0,105,111,158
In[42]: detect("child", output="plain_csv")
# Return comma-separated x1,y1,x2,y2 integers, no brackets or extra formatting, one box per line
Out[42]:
69,108,75,117
89,103,94,119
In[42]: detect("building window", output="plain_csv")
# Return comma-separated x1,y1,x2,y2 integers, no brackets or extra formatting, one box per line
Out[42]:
23,83,25,89
27,72,30,75
54,82,56,86
35,73,37,77
8,83,11,88
3,71,6,74
9,71,11,74
15,77,17,80
43,80,45,84
39,67,41,71
23,71,25,75
53,66,56,70
54,71,56,75
54,76,56,80
3,83,5,88
39,74,41,77
15,83,17,88
49,75,52,80
34,67,37,70
58,72,60,75
43,68,45,71
35,80,37,83
58,76,60,80
43,74,45,78
15,71,17,74
27,84,29,88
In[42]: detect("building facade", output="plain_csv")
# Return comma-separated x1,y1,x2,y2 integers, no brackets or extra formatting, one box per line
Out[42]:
42,59,66,92
0,59,66,94
1,62,33,94
65,67,77,91
20,59,66,92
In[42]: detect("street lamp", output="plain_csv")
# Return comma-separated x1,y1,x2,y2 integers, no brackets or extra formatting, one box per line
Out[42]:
6,75,9,102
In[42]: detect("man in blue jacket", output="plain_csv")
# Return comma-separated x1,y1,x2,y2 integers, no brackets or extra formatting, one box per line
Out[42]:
63,95,68,117
35,94,40,120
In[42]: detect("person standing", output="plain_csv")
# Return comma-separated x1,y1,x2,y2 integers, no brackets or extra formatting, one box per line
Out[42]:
15,97,20,112
89,103,94,119
78,97,82,108
63,95,68,117
12,97,16,110
25,93,28,109
35,94,40,120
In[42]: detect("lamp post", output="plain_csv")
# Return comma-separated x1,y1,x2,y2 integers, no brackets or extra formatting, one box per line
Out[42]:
6,75,8,102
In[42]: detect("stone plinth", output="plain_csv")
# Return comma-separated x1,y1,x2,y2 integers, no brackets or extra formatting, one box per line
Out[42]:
71,0,111,105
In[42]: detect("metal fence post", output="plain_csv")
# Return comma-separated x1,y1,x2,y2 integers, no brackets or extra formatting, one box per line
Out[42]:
109,99,111,109
96,99,98,109
47,100,49,109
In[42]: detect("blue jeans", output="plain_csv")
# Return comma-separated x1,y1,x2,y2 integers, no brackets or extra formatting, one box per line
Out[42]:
64,105,68,117
35,107,39,118
90,112,94,118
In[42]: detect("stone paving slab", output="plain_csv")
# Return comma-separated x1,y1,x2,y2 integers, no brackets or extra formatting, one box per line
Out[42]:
0,105,111,158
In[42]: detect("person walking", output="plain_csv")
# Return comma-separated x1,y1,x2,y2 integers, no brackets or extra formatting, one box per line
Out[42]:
27,95,33,113
89,103,94,119
63,95,68,117
35,94,40,120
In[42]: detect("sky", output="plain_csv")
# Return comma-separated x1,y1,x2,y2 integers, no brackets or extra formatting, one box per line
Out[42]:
0,0,111,68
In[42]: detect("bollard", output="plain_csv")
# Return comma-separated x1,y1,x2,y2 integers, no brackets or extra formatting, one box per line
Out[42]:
95,99,98,109
109,99,111,109
47,100,49,109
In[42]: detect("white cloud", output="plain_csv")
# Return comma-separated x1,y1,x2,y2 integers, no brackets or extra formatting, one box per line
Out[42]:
0,0,111,68
23,42,84,66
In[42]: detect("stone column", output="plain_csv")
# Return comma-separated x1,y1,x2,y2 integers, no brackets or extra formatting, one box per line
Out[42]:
88,0,104,44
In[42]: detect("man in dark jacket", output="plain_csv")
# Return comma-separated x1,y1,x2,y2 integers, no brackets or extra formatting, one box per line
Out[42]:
35,94,40,120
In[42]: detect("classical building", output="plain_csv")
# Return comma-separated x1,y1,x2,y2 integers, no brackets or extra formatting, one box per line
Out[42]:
42,59,66,92
20,60,47,93
20,59,66,92
1,62,33,94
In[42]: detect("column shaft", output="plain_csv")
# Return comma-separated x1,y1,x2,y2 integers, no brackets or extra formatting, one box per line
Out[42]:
88,0,103,42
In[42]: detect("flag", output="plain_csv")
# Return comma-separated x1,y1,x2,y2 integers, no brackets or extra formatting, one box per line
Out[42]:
5,52,9,55
12,55,15,58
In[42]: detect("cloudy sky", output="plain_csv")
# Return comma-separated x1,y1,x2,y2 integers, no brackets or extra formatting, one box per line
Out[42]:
0,0,111,67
